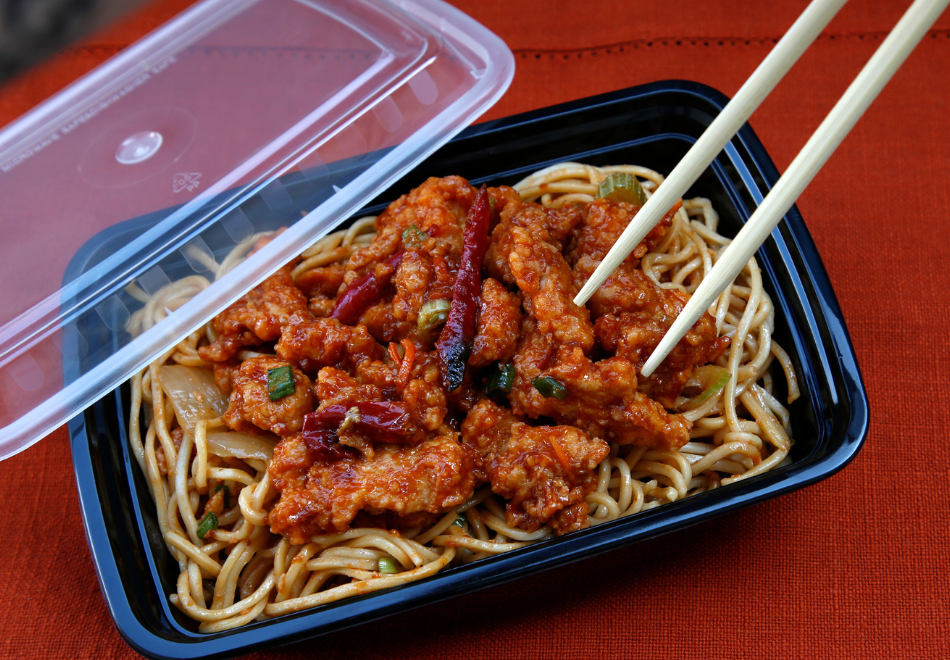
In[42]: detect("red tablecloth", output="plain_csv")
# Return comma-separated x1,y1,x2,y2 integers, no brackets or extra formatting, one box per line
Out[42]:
2,0,949,657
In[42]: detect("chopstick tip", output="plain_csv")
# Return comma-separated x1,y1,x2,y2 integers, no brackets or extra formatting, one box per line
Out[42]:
572,286,593,308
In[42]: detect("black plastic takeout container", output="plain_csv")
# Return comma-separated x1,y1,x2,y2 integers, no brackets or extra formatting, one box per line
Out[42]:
67,81,869,659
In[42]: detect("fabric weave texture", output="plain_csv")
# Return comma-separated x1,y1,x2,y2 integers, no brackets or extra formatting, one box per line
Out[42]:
1,0,947,657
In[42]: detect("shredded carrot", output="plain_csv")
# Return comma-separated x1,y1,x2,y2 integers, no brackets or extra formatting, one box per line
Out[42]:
388,342,402,368
548,435,573,476
397,338,416,387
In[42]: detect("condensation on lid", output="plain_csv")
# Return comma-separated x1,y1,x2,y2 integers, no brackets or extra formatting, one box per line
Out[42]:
0,0,514,459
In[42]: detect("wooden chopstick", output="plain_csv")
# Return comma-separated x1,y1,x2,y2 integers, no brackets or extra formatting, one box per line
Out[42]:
572,0,850,307
639,0,950,378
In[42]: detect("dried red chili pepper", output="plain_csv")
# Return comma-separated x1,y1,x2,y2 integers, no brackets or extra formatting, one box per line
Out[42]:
300,414,355,462
300,401,420,461
325,402,419,443
300,429,353,462
436,185,490,391
330,251,404,325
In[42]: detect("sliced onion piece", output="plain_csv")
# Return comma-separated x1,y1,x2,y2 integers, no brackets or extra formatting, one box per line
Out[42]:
678,365,731,411
159,365,229,433
417,299,450,343
205,431,277,461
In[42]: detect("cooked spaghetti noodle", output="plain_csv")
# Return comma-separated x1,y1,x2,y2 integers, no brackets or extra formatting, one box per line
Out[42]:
129,163,797,631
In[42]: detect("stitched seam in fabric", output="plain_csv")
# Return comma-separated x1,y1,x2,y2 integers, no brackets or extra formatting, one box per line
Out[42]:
511,29,950,59
62,30,950,59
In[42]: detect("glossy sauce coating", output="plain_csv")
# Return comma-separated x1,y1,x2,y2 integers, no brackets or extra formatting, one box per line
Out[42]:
199,265,308,362
462,399,608,534
200,176,728,541
222,356,312,437
268,433,479,544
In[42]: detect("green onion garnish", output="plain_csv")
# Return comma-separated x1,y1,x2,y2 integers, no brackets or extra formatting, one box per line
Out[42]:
214,484,230,510
454,515,467,528
417,299,452,343
197,512,218,540
267,365,295,401
532,376,567,399
597,172,648,206
378,557,400,574
401,224,429,249
485,363,515,397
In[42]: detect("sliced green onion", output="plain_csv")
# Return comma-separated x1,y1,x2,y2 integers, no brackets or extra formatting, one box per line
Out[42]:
680,366,731,411
197,512,218,540
377,557,400,574
454,515,467,528
485,363,515,397
267,365,295,401
532,376,567,399
214,484,231,510
401,224,429,249
597,172,648,206
417,299,451,343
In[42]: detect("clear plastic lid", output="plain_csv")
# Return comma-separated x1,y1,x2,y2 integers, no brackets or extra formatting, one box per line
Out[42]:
0,0,514,459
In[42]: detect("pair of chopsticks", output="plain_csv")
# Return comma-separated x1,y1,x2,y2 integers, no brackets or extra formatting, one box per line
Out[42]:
573,0,949,378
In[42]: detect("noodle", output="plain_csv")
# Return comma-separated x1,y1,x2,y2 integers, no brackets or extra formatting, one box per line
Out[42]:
129,162,797,630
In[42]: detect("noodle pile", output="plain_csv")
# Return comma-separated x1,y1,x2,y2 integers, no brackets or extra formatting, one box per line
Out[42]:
128,163,797,631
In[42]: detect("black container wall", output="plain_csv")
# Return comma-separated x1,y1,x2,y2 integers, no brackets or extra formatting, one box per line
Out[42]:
68,81,868,660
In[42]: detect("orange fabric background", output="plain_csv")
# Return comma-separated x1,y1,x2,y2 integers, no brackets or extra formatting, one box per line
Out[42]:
2,0,949,658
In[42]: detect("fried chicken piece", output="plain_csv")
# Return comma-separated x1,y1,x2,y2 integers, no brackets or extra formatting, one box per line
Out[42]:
469,278,522,368
484,193,584,287
344,178,473,342
314,367,383,407
308,296,335,319
275,312,382,375
302,177,475,347
462,400,608,534
268,433,479,543
511,331,692,450
294,262,346,299
353,359,400,400
459,398,519,482
223,356,313,436
568,198,675,319
596,308,729,407
402,377,448,432
570,198,728,405
386,248,464,341
572,198,672,257
359,301,415,344
504,213,692,450
509,224,594,351
294,262,347,319
391,249,433,324
344,176,475,276
198,266,308,362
